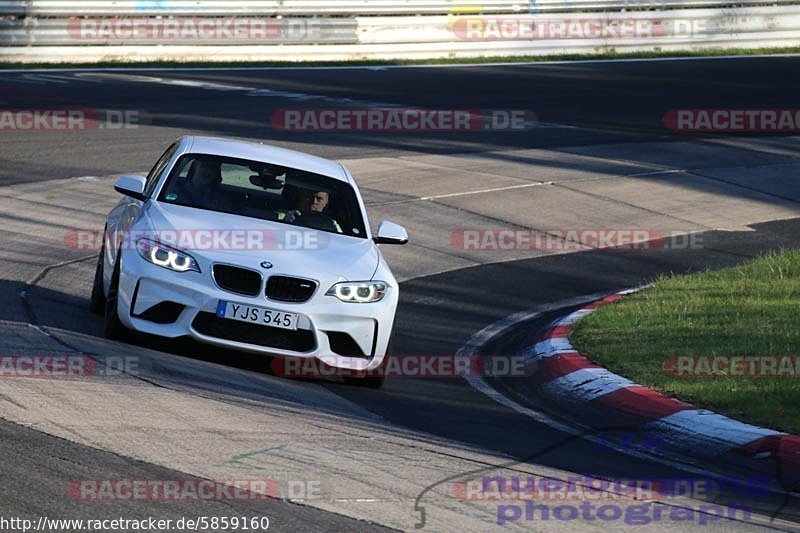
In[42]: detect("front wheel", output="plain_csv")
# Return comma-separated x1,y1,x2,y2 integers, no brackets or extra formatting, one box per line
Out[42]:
103,256,129,340
344,358,388,389
89,248,106,315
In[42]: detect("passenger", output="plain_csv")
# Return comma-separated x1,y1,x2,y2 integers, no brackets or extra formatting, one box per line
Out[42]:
172,157,232,212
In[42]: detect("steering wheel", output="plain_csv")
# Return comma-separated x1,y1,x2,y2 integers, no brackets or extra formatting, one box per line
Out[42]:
293,211,337,232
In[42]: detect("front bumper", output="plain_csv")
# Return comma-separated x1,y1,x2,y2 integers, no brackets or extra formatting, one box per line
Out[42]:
116,249,396,371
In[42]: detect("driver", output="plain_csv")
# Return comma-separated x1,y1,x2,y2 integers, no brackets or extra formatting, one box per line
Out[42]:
280,188,342,233
299,190,330,214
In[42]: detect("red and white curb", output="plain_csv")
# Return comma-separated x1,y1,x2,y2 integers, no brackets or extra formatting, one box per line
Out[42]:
527,288,800,488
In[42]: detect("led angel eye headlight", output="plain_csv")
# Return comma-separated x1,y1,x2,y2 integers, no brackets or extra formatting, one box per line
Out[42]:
136,238,200,273
326,281,387,303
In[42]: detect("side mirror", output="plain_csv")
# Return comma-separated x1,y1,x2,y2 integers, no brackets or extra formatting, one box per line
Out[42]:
374,221,408,245
114,175,147,201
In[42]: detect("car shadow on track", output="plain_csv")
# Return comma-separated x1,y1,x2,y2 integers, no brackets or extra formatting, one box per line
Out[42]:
16,270,376,389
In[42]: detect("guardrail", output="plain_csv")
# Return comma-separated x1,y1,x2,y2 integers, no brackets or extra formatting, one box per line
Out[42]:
2,5,799,62
3,7,800,46
0,0,794,16
4,0,521,16
0,18,361,45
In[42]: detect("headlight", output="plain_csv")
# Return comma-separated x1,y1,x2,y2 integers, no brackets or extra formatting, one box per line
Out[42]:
326,281,387,303
136,238,200,273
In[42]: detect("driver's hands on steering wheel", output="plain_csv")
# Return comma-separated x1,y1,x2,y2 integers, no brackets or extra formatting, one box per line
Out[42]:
283,209,302,224
293,210,339,233
279,208,341,233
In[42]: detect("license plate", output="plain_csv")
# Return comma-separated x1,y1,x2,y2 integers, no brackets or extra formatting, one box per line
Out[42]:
216,301,299,330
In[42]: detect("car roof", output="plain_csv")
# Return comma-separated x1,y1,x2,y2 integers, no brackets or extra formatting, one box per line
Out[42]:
180,136,348,182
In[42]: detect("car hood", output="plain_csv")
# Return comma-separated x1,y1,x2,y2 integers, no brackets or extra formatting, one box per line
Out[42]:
141,202,380,282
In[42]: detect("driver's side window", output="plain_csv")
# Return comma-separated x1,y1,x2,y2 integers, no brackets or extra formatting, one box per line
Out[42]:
144,143,178,198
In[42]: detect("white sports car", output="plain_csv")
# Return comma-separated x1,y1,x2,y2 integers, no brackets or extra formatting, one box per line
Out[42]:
91,136,407,387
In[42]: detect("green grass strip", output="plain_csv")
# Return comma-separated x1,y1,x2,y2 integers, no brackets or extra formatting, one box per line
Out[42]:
570,248,800,434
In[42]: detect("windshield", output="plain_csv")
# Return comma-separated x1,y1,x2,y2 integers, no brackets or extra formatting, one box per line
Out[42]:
157,153,367,238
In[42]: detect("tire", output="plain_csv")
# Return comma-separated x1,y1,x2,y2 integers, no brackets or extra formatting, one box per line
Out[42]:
344,328,394,389
103,255,129,340
89,248,106,315
350,372,387,389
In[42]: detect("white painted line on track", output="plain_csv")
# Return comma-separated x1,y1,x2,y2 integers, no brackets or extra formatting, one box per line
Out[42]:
75,72,405,108
464,373,578,434
628,169,686,177
23,74,69,84
537,121,577,129
27,323,53,338
38,74,101,84
418,181,554,201
458,291,610,354
1,53,799,74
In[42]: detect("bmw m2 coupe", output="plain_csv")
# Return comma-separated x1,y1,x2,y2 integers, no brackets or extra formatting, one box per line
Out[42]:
91,136,407,387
